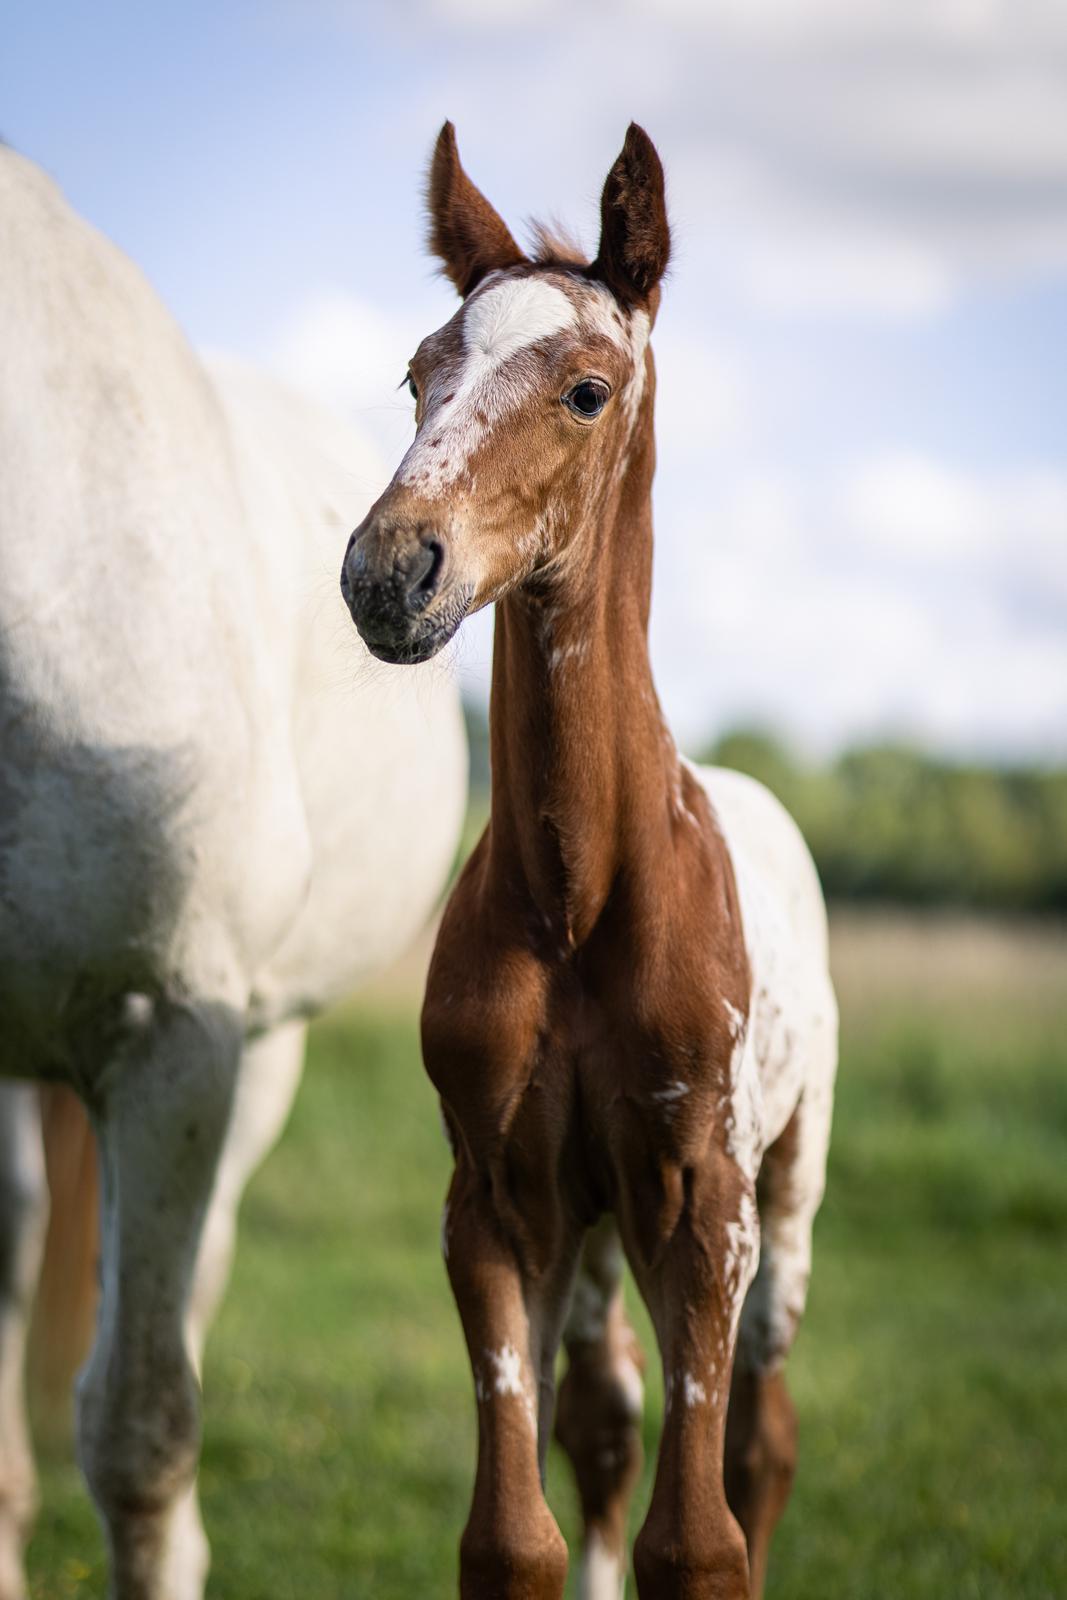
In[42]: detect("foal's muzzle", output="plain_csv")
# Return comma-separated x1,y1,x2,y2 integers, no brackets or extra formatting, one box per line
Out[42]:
341,519,464,664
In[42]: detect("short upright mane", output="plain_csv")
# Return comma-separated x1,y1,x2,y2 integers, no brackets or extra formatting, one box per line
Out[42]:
526,219,589,271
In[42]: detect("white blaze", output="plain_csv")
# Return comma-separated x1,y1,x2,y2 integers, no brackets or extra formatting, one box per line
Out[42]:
398,277,577,495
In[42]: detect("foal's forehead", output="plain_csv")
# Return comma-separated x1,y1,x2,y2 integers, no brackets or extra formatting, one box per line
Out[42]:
421,269,637,372
397,269,648,496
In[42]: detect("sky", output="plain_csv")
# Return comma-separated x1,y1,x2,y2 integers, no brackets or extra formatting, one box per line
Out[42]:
5,0,1066,761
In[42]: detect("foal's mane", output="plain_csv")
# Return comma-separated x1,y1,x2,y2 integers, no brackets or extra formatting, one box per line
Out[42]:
526,219,589,272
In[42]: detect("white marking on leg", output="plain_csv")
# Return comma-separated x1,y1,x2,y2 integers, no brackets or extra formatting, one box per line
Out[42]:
481,1342,538,1436
725,1030,764,1183
616,1350,645,1420
580,1526,625,1600
722,1189,761,1350
682,1371,707,1408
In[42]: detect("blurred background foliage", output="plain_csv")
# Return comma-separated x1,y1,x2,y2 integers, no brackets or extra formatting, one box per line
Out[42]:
702,729,1067,912
463,705,1067,912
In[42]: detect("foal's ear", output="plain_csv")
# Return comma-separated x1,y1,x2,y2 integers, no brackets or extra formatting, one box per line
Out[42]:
592,123,670,308
427,122,526,298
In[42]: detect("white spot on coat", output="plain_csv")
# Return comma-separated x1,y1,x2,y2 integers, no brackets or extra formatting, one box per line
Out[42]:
652,1080,690,1105
683,1372,707,1408
481,1342,538,1436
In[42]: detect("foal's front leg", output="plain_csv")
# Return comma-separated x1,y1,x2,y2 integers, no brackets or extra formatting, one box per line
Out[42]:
444,1155,579,1600
623,1148,759,1600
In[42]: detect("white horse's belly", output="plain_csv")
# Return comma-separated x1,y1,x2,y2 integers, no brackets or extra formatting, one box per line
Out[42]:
0,714,311,1077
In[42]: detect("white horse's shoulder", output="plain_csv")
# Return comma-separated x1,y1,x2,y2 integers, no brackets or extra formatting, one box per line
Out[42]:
204,360,468,1020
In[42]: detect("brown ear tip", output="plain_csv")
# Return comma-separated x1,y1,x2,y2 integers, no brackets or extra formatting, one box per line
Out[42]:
623,121,657,158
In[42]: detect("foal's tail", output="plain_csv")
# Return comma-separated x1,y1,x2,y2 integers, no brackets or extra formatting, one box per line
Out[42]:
29,1086,99,1431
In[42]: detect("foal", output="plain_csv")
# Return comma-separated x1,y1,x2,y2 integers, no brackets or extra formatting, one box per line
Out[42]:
342,123,838,1600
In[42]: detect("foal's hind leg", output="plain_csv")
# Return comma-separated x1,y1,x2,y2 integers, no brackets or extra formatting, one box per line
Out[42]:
555,1217,644,1600
0,1085,48,1600
77,996,242,1600
725,1092,832,1600
164,1020,307,1600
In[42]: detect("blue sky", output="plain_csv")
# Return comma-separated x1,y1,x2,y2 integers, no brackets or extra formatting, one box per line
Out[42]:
6,1,1066,758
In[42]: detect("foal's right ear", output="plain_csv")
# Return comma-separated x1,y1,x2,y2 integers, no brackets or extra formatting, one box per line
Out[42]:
426,122,526,298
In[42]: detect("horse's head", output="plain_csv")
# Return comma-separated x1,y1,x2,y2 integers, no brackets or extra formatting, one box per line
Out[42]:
341,121,670,664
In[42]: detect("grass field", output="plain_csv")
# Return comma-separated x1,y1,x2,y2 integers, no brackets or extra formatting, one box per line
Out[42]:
28,911,1067,1599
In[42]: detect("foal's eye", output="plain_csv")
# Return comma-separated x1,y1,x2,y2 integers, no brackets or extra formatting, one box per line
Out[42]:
563,379,610,420
406,372,419,403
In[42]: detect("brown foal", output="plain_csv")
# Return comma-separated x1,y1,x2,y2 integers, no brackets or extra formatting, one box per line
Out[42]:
342,122,838,1600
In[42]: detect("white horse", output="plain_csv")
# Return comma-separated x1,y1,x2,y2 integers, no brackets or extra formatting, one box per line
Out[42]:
0,145,466,1599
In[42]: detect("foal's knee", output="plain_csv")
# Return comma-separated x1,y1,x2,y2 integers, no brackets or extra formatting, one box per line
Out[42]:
460,1507,569,1600
633,1513,750,1600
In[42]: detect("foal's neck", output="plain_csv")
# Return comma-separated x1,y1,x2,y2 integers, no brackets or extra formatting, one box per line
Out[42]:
487,401,682,949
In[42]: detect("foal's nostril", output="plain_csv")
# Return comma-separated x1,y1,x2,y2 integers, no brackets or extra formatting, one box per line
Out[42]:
405,538,445,612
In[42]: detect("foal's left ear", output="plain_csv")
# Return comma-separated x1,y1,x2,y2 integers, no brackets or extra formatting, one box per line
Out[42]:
592,123,671,309
427,122,527,298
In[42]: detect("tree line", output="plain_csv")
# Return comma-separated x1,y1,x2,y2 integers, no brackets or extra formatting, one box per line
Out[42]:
700,729,1067,912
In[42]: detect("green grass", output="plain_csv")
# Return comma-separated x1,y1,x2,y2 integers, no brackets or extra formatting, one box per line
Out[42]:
27,914,1067,1598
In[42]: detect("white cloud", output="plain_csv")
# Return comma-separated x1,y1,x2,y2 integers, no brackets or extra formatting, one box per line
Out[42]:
652,329,753,450
265,287,428,461
357,0,1067,316
651,453,1067,757
744,234,953,319
841,454,995,561
841,455,1067,608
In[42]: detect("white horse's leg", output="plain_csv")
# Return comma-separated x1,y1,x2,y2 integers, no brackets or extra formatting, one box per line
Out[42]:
163,1020,307,1600
0,1085,49,1600
77,997,243,1600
